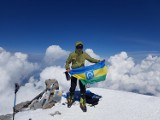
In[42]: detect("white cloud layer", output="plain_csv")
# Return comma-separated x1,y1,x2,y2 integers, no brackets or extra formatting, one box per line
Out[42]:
0,48,38,115
85,48,102,66
44,45,70,66
1,45,160,115
39,66,70,91
0,48,38,93
97,52,160,96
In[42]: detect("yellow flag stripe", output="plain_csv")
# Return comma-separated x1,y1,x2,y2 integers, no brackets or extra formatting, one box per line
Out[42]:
94,66,108,77
73,74,86,80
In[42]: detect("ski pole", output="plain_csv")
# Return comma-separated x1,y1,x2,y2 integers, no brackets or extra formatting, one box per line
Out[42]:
13,83,20,120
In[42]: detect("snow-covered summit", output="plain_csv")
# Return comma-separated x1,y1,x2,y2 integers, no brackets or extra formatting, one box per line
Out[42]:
14,88,160,120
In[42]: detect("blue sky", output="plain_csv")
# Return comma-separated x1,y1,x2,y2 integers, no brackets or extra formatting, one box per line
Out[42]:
0,0,160,57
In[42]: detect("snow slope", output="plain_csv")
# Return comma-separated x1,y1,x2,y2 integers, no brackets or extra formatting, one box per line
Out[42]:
14,88,160,120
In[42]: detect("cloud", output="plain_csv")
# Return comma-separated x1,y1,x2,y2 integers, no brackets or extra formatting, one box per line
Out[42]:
97,52,160,96
0,46,70,115
39,66,70,91
0,49,38,93
44,45,70,66
85,48,102,66
17,80,43,103
0,48,38,114
85,49,101,60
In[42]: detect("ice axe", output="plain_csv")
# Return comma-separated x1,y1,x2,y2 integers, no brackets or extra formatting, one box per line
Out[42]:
13,83,20,120
64,71,71,81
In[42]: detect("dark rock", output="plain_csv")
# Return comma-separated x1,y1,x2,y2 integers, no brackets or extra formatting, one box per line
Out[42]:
0,114,12,120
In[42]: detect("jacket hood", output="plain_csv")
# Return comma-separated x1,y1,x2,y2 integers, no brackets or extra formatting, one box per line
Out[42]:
75,41,83,47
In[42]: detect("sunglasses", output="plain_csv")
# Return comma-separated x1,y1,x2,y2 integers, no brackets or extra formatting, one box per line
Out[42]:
76,44,83,49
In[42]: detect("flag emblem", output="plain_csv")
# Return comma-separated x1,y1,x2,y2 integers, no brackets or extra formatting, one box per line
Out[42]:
86,71,94,80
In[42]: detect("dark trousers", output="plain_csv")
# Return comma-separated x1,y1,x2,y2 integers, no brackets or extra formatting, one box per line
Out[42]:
69,76,86,97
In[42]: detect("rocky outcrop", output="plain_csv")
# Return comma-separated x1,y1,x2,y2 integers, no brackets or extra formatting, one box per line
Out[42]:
0,114,12,120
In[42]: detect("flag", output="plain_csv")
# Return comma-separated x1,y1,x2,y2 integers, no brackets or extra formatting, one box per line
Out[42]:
69,60,108,85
